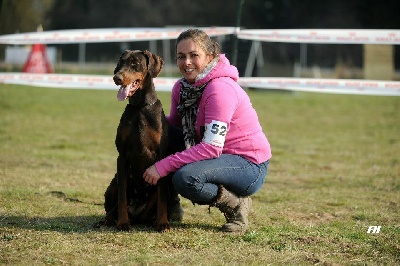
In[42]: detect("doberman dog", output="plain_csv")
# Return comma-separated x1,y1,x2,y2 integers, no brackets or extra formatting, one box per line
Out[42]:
96,50,178,232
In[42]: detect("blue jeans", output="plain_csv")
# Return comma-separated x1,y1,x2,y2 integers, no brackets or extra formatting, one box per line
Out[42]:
172,154,269,205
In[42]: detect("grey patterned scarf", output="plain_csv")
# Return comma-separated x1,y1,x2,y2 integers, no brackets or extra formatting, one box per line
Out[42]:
177,56,219,149
177,79,209,149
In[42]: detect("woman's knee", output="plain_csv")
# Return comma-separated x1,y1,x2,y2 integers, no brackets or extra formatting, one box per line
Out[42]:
172,168,217,204
172,169,196,195
171,170,184,192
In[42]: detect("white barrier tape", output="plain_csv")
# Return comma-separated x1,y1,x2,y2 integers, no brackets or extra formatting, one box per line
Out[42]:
0,27,236,45
238,77,400,96
0,73,177,92
1,73,399,96
238,29,400,44
2,28,399,45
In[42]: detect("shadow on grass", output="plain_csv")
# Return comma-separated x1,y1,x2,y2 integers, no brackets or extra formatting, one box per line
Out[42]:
0,191,220,233
0,214,219,234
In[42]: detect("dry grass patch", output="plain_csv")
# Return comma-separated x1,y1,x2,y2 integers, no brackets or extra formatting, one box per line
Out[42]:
1,84,399,265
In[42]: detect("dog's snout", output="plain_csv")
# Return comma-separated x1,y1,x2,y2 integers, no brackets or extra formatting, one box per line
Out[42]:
113,74,123,85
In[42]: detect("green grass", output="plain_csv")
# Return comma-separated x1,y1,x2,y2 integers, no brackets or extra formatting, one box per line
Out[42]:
0,84,399,265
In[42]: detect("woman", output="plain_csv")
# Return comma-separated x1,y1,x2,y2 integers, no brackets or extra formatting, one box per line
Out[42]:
143,29,272,232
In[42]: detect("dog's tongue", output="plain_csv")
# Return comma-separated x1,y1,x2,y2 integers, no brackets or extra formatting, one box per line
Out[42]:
117,85,130,101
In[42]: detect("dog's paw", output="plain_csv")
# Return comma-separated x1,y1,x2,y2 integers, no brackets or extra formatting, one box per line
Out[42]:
156,222,170,233
117,222,131,231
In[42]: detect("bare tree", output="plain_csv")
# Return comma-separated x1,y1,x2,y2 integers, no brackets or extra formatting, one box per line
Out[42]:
0,0,53,34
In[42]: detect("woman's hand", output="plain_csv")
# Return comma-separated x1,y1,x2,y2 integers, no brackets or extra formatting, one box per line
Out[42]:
143,165,161,185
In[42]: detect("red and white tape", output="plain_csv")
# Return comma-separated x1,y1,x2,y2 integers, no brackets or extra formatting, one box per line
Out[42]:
1,28,399,96
237,29,400,44
0,73,176,91
0,27,236,45
238,77,400,96
1,73,399,96
2,28,399,45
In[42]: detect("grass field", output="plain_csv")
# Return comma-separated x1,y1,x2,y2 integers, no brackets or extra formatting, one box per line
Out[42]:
0,83,399,265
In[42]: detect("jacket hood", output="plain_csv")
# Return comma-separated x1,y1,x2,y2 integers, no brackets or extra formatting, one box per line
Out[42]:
190,54,239,87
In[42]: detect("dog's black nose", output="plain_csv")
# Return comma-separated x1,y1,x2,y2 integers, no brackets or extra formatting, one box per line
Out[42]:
113,74,123,85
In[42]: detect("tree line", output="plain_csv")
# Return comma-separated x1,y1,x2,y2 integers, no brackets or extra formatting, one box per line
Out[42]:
1,0,399,35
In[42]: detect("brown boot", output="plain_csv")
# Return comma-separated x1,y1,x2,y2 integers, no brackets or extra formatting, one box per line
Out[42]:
210,185,252,232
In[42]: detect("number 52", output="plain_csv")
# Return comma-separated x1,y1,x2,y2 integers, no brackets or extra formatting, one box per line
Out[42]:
210,123,227,136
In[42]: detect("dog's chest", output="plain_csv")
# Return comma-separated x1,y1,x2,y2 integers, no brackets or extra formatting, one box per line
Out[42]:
116,105,163,155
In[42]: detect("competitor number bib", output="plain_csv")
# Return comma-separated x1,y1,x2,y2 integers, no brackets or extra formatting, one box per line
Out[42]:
202,120,228,148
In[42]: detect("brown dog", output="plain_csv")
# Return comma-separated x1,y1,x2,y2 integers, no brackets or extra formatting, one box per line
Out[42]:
97,50,175,232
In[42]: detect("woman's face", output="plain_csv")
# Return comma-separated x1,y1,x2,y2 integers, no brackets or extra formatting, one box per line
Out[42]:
176,39,213,83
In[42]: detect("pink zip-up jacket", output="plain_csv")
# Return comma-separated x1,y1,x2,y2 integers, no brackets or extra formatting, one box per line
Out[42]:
155,54,271,177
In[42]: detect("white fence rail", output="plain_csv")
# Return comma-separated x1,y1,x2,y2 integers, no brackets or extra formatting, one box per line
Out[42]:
1,27,399,96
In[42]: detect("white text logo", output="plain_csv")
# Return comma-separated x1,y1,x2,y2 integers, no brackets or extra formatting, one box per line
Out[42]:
367,226,381,234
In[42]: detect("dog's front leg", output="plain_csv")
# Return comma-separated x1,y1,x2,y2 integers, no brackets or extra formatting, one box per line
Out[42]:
155,178,170,232
116,155,130,231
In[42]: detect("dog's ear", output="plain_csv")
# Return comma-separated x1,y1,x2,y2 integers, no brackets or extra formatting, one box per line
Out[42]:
143,50,164,78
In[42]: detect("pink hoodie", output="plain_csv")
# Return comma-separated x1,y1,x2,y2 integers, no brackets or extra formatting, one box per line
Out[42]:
155,54,271,177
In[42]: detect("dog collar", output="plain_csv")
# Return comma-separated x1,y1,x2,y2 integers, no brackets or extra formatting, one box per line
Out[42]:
128,99,157,108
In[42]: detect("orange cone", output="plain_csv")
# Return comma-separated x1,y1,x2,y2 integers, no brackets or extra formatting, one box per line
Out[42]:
22,44,53,73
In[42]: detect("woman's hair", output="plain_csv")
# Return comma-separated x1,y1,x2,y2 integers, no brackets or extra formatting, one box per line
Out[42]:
175,29,222,57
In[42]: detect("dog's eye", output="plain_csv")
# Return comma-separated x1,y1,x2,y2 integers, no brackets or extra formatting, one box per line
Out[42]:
131,61,140,67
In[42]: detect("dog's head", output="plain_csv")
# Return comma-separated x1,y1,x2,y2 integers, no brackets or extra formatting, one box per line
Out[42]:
113,50,164,101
